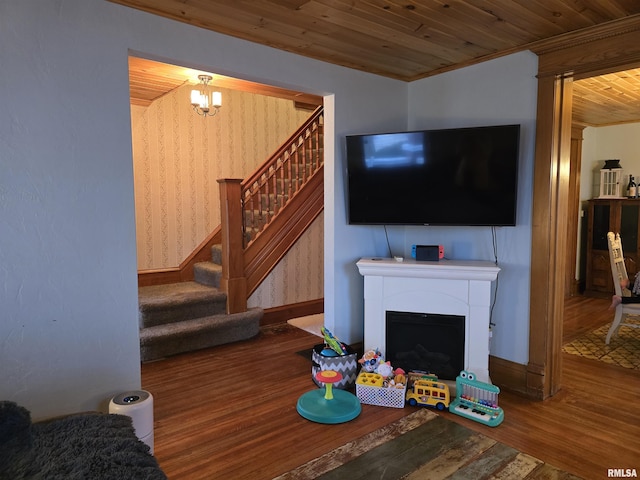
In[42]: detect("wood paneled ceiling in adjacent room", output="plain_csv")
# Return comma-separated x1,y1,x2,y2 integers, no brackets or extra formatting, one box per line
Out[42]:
119,0,640,127
573,69,640,127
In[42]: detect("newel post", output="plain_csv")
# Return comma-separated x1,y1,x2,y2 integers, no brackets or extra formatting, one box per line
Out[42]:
218,179,247,314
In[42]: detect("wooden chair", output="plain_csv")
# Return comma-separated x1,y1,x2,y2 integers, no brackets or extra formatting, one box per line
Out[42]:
606,232,640,344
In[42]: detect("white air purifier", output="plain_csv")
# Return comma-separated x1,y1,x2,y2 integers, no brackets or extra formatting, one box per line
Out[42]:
109,390,154,454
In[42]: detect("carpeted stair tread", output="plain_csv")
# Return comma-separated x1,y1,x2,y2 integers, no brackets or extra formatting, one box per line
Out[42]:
193,261,223,287
139,308,263,362
138,282,227,328
210,244,222,265
138,281,223,306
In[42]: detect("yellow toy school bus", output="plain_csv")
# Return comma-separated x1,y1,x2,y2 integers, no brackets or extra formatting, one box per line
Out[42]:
405,377,451,410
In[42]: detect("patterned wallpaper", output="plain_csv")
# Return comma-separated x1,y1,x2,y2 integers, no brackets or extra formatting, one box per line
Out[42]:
131,84,324,308
248,213,324,308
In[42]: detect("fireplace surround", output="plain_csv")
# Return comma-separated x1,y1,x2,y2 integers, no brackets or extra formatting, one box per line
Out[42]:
357,257,500,383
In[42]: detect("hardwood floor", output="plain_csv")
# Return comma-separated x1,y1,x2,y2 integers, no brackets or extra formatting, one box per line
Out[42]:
142,296,639,480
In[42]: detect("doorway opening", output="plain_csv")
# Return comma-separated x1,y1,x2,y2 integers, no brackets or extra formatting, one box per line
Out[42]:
529,22,640,398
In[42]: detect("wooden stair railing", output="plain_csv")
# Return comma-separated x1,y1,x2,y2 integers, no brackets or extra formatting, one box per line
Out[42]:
241,106,323,245
219,106,324,313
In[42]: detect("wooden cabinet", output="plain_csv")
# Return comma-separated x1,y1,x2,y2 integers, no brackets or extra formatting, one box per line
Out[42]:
585,198,640,296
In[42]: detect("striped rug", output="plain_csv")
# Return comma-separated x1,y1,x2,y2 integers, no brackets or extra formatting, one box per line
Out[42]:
274,409,581,480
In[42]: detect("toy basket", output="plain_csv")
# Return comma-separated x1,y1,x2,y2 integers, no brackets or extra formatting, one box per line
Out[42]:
356,376,407,408
311,344,358,390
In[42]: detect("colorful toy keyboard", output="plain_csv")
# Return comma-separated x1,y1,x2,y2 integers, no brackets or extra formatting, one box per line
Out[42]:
449,370,504,427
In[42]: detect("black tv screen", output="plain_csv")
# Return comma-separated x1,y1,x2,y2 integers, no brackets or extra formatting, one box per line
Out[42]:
345,124,520,226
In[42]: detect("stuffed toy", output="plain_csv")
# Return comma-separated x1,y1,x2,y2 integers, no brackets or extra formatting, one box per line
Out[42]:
358,349,382,373
375,361,393,378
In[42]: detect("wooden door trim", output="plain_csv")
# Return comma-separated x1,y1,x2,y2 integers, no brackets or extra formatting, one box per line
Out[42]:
525,18,640,399
526,74,572,399
566,127,584,296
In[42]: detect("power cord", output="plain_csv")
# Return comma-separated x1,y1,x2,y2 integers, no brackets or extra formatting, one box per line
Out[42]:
490,226,499,328
384,225,392,257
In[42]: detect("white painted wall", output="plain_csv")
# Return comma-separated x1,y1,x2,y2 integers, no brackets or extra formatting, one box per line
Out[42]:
1,0,539,418
403,52,540,365
337,53,538,365
576,122,640,280
0,0,405,419
581,123,640,202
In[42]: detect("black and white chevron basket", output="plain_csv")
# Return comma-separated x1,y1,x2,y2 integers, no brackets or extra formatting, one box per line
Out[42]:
311,344,358,390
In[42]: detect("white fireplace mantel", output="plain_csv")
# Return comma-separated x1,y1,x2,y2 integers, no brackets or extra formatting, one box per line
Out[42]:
357,257,500,383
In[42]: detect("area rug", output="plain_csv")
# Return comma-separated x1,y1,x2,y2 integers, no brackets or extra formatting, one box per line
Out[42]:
274,409,581,480
562,318,640,370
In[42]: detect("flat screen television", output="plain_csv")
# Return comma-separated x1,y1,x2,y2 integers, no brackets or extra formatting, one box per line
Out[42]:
345,124,520,226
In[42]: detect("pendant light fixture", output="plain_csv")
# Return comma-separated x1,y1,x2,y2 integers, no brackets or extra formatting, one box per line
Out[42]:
190,75,222,117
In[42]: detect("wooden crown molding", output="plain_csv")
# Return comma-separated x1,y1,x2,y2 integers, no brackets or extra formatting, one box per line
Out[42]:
531,15,640,78
529,15,640,56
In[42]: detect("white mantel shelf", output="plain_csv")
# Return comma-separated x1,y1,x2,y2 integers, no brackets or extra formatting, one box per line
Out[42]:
356,258,500,281
356,257,500,384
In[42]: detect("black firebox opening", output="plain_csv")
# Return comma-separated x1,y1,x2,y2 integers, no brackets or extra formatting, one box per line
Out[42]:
385,311,465,381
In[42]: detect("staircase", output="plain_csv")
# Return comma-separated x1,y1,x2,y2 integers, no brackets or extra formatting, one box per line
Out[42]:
137,106,323,362
139,245,263,362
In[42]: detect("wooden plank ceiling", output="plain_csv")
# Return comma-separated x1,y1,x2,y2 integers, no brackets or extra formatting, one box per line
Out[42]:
128,56,323,108
573,69,640,127
116,0,640,127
